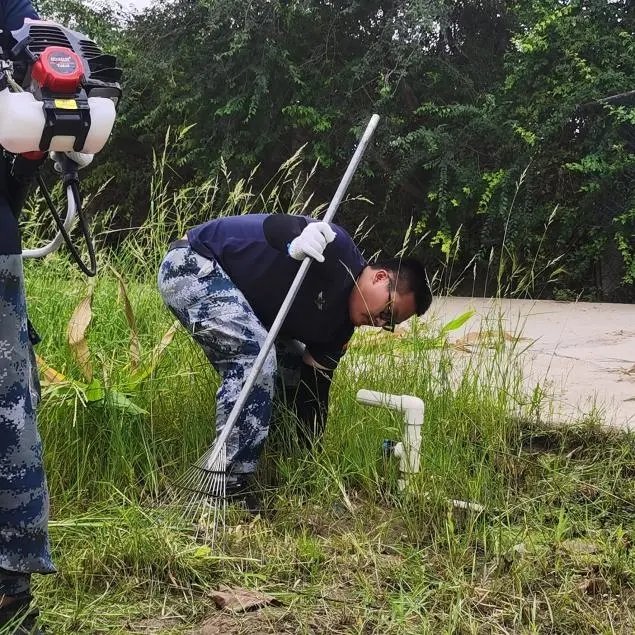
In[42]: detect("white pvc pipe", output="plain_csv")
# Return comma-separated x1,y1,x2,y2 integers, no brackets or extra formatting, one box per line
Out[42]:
356,388,486,511
451,500,485,513
22,185,76,258
356,389,424,489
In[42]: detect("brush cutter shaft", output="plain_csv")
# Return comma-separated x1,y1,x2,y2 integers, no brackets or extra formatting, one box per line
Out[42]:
203,114,380,470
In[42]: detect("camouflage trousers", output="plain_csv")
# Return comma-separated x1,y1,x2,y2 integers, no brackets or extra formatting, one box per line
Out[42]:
158,243,303,477
0,211,55,597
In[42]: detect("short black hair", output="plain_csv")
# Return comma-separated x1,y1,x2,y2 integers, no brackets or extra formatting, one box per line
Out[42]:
369,257,432,315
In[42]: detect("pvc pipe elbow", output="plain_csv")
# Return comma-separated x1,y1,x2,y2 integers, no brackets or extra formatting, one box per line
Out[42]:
356,389,424,415
356,389,424,478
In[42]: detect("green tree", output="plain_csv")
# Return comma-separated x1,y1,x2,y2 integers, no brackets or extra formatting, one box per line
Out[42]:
34,0,635,299
497,0,634,299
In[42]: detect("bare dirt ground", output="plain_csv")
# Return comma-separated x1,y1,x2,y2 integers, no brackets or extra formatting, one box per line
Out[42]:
429,297,635,430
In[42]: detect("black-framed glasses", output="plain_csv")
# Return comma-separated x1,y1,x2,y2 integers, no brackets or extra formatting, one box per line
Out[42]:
376,281,395,332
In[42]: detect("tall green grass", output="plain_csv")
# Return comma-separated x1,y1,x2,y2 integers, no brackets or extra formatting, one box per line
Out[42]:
16,146,635,633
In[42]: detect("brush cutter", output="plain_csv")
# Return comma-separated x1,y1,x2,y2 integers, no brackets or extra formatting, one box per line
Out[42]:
0,18,122,275
177,114,380,540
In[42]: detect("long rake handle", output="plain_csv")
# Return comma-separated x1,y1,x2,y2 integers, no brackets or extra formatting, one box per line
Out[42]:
199,114,380,470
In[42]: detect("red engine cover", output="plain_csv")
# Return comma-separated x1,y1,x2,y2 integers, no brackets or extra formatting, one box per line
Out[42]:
31,46,84,93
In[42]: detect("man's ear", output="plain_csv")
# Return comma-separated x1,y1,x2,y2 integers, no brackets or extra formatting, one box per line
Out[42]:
372,268,389,284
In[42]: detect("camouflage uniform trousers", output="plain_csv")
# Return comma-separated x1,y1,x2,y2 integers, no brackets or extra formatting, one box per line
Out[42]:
0,249,55,597
158,244,303,478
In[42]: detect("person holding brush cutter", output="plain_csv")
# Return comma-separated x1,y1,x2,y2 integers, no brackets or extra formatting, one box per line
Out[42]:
158,213,432,510
1,0,123,629
0,1,59,631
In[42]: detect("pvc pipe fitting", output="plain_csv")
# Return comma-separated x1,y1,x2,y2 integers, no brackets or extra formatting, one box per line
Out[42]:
356,389,424,490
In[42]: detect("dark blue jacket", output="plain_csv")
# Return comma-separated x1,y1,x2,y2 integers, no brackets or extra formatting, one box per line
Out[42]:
0,0,38,255
188,214,367,369
0,0,37,31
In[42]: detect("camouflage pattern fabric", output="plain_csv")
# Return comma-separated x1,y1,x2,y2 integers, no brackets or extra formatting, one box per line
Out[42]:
158,244,293,476
0,254,55,597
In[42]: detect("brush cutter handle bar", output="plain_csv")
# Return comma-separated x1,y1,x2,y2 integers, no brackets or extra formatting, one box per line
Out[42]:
202,114,380,470
22,184,76,258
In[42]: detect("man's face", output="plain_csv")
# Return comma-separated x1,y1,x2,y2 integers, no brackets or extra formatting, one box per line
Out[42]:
348,268,417,330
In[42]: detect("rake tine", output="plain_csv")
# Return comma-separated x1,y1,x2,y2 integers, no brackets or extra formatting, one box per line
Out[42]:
174,442,228,546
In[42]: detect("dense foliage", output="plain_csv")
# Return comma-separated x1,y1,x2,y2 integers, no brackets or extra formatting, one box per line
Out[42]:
38,0,634,300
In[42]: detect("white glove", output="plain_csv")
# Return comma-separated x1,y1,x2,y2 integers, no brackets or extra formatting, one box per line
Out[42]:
50,150,94,173
287,221,336,263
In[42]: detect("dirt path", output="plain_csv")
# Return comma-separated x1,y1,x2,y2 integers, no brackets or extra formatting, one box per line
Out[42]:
429,297,635,430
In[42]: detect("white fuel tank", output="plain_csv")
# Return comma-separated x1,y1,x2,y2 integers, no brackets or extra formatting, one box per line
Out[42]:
0,88,116,154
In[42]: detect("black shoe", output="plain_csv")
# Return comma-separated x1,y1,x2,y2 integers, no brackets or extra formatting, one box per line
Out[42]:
225,476,265,517
0,595,42,634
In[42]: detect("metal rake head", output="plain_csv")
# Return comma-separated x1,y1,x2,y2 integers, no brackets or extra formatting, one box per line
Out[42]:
173,444,228,544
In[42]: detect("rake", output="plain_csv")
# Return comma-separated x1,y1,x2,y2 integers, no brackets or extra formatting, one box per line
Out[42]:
175,114,380,538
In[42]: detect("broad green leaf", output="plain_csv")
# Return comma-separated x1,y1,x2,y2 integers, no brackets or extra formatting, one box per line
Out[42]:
439,310,476,336
85,378,105,403
106,391,148,416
